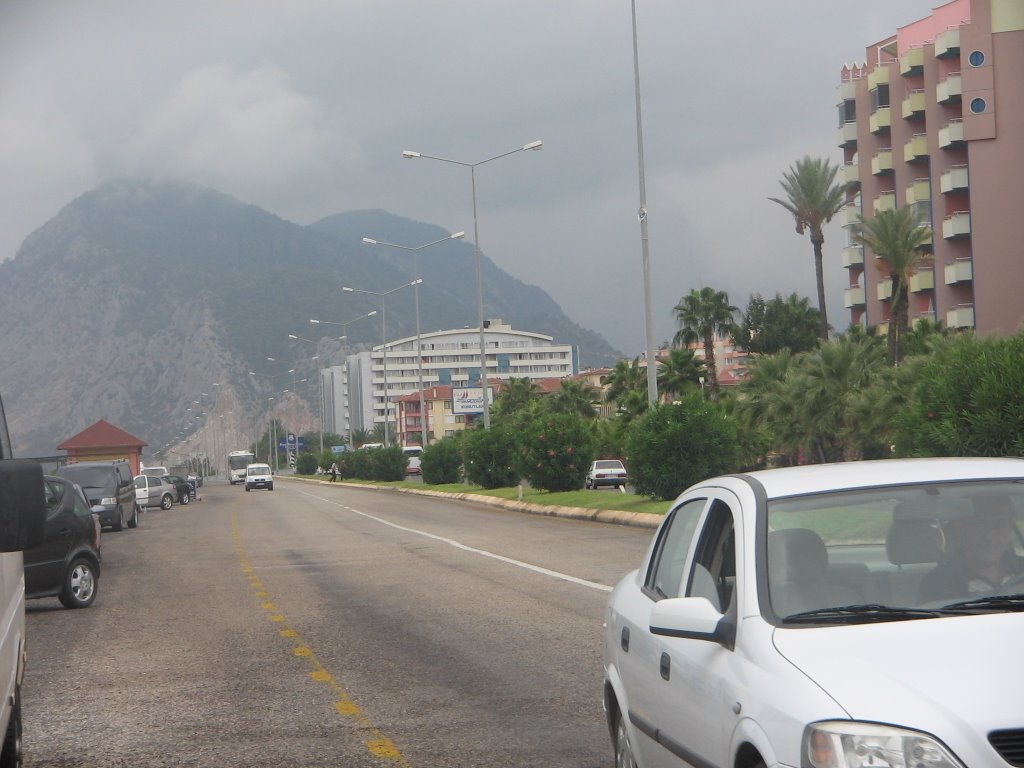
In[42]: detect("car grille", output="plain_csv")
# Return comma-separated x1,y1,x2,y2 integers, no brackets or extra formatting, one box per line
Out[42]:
990,729,1024,766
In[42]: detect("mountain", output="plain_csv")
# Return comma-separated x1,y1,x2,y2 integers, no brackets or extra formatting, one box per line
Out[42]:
0,179,621,457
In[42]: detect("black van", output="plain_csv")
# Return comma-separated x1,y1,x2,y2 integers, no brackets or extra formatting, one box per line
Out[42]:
56,459,139,531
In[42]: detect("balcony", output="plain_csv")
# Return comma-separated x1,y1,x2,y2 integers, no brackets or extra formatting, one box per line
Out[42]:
900,47,925,76
904,134,930,163
839,203,861,228
842,244,864,268
947,304,975,329
902,90,927,120
937,73,963,103
871,149,893,175
842,161,860,187
870,107,892,134
935,27,961,58
905,179,931,205
838,122,858,148
940,165,969,193
868,66,890,89
844,286,866,308
873,191,897,215
836,81,856,103
944,258,973,284
910,269,935,293
877,279,894,301
939,119,965,148
942,211,971,239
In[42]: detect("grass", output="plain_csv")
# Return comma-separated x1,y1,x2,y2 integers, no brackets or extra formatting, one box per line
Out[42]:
296,475,668,516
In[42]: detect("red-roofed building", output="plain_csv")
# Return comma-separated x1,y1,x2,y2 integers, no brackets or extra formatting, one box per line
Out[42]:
57,420,147,475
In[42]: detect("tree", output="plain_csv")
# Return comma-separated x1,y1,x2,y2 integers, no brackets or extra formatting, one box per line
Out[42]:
602,358,649,418
515,412,595,492
656,347,705,401
739,293,821,355
546,379,601,419
491,377,540,423
769,156,847,341
350,428,373,448
462,425,519,488
672,287,738,399
855,206,933,365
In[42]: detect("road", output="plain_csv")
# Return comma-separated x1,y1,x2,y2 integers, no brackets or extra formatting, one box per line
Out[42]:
23,478,655,767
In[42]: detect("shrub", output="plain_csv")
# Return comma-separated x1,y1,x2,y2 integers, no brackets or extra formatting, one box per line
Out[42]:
462,425,519,488
366,445,407,481
626,395,741,500
515,412,595,492
295,452,319,475
421,437,464,485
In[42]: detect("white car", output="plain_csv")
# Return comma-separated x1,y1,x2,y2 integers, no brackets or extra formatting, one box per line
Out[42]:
133,474,175,510
603,457,1024,768
244,464,274,492
586,459,628,489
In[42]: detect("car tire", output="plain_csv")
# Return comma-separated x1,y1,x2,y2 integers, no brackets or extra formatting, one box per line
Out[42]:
128,504,139,529
245,485,250,492
614,709,637,768
268,484,274,491
0,684,22,768
59,557,98,609
180,492,190,505
112,507,124,532
160,494,173,510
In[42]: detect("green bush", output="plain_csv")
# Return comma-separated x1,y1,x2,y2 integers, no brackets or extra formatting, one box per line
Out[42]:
626,395,741,500
421,437,464,485
515,412,595,492
295,452,319,475
462,425,519,488
367,445,407,481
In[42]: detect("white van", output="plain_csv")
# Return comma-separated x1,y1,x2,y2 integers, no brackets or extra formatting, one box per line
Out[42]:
402,446,423,475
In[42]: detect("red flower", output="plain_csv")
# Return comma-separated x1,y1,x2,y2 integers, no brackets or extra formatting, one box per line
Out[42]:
547,450,555,457
566,447,574,454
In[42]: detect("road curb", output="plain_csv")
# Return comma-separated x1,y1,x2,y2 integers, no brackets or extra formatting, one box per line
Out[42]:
287,477,663,529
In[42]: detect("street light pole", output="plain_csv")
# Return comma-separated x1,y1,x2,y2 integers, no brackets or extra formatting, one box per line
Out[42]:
341,279,422,448
310,310,378,448
362,231,464,446
403,139,543,428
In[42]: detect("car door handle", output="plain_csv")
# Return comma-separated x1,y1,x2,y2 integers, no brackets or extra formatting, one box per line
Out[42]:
621,627,630,652
660,652,671,681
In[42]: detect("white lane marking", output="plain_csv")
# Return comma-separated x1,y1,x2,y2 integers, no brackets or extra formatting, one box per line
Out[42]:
298,489,613,593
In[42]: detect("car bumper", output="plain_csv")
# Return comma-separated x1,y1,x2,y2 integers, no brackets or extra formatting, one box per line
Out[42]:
590,477,628,487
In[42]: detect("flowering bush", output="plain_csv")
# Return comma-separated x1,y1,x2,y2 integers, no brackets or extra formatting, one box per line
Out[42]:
463,425,519,488
515,412,594,492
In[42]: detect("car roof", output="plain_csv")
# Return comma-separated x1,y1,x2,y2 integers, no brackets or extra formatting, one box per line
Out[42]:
734,457,1024,500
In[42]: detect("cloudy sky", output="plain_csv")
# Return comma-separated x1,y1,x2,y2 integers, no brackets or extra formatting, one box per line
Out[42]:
1,0,939,354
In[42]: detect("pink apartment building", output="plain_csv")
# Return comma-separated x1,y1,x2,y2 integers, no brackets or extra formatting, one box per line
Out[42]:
837,0,1024,335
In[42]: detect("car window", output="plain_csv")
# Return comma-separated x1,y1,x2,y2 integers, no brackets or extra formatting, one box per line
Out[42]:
595,460,624,470
686,500,736,613
43,478,65,513
72,487,93,518
644,497,706,599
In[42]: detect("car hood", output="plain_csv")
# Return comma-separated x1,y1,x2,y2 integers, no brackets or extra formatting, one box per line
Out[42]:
773,613,1023,731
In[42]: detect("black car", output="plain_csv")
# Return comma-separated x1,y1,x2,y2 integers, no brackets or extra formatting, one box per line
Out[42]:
162,474,193,505
56,459,139,531
25,476,102,609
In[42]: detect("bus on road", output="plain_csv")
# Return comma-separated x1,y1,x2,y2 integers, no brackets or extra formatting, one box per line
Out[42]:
227,450,255,485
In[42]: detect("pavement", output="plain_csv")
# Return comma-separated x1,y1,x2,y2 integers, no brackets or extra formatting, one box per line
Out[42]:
287,476,664,529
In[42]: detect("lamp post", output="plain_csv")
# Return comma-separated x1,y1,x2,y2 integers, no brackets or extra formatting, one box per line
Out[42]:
341,279,423,447
629,0,658,406
289,334,343,455
362,231,465,446
250,362,294,469
310,310,378,448
402,139,543,428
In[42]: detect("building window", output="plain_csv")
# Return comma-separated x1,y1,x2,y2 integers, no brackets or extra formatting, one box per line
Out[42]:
870,84,890,112
969,97,986,114
968,50,985,67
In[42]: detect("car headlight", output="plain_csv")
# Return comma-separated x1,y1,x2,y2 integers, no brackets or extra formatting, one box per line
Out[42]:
100,497,116,506
803,722,964,768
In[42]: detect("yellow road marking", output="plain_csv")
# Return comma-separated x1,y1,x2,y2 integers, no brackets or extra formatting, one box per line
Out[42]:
231,513,410,766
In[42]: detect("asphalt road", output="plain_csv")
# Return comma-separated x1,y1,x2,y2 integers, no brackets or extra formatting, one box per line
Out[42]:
23,478,655,767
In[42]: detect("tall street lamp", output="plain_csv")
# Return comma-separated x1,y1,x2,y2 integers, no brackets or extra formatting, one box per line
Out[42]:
310,310,378,447
341,279,423,447
362,231,465,446
402,139,543,428
289,334,343,456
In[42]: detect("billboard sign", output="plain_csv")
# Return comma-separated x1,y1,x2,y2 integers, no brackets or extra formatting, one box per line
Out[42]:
452,387,494,415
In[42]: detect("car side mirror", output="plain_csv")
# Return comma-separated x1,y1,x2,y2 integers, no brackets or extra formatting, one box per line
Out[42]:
0,460,46,551
649,596,736,650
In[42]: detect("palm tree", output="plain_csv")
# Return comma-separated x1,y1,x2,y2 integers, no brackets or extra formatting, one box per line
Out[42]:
656,347,705,400
491,377,539,422
601,358,648,416
769,156,847,341
672,287,738,399
855,206,933,365
547,379,601,418
350,428,373,448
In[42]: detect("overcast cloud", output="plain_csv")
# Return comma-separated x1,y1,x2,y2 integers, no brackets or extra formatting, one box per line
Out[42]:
1,0,937,355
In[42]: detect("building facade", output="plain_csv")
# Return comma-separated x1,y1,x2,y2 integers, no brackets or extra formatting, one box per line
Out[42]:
341,320,578,445
837,0,1024,335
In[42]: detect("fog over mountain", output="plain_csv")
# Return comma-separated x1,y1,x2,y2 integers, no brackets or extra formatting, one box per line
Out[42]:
0,179,620,458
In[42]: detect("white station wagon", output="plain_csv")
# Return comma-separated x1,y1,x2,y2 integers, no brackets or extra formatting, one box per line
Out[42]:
603,457,1024,768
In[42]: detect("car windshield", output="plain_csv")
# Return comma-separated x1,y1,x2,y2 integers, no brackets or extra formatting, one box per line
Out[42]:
58,465,113,488
248,465,270,475
766,479,1024,623
595,461,624,470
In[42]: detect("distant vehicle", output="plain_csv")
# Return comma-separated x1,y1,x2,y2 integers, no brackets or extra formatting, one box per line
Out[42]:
403,445,423,475
162,474,192,505
25,475,102,609
244,463,274,492
56,459,139,531
228,450,256,485
140,465,169,478
133,474,174,510
360,443,384,451
585,459,628,490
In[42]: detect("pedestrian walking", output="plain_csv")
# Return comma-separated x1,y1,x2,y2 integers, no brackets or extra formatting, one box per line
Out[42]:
330,462,339,482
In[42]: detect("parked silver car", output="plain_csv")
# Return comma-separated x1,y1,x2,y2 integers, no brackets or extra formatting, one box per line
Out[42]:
133,474,175,510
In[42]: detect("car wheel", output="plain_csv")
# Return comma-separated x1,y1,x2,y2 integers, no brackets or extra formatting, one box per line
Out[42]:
128,504,139,529
0,684,23,768
112,507,124,532
245,485,250,492
160,494,173,510
180,492,190,505
268,484,274,491
59,557,98,609
614,709,637,768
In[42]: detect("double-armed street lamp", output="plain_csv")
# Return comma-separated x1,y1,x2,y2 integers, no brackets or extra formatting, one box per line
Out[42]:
288,334,340,455
308,310,378,448
402,139,543,428
341,279,423,447
361,231,465,446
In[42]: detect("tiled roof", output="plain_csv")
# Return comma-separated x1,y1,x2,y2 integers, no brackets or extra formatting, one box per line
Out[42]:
57,420,147,450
